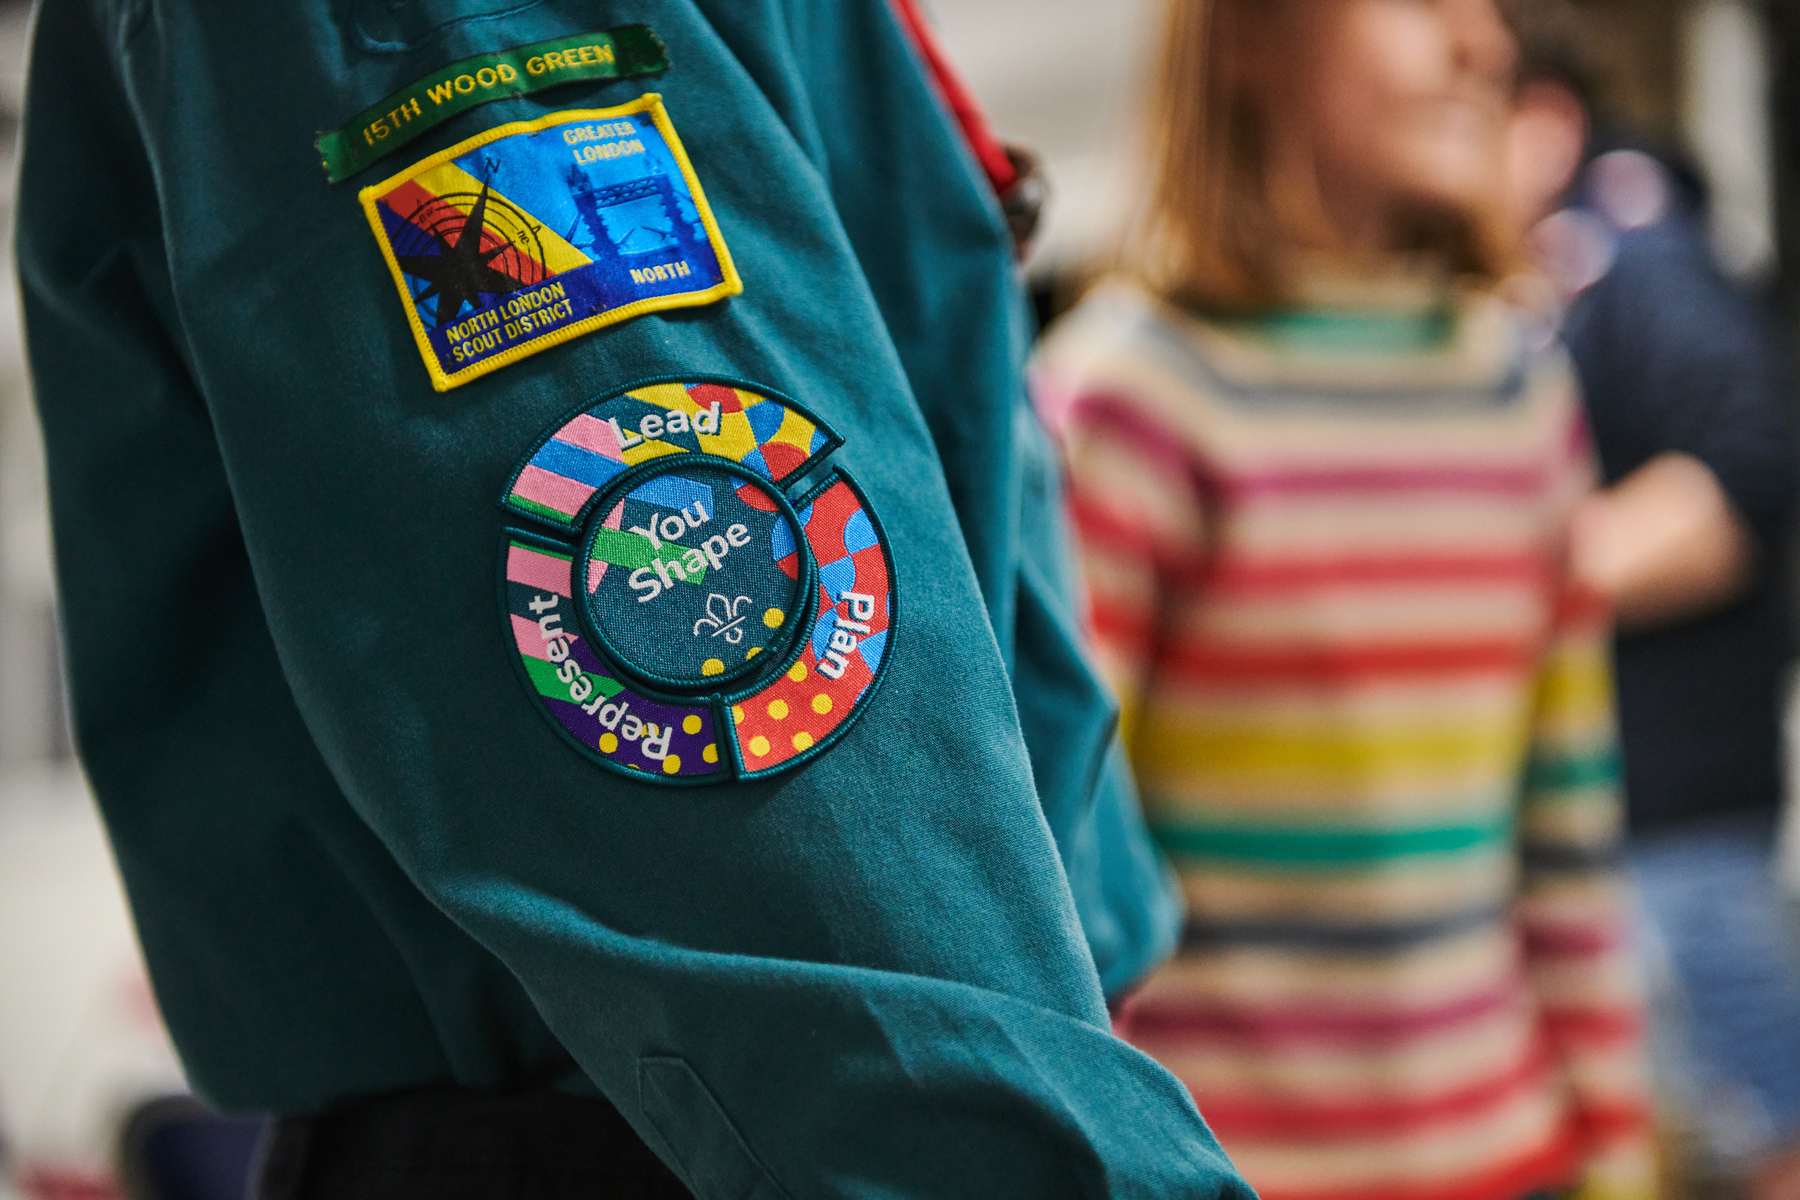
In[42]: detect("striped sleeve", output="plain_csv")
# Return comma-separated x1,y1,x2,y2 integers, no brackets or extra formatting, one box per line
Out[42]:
1517,419,1657,1200
1060,396,1209,742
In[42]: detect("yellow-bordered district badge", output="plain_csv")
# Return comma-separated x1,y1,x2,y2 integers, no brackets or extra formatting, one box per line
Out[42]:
359,95,741,391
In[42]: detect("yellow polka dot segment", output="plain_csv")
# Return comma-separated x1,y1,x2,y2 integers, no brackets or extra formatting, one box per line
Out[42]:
662,755,682,774
732,705,746,724
768,699,789,720
599,732,618,753
792,731,814,752
812,693,833,715
682,714,703,735
787,661,808,683
746,646,762,659
749,735,771,757
701,658,724,677
763,607,785,629
702,743,718,764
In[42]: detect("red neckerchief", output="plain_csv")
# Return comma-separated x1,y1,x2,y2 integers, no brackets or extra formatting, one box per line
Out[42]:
887,0,1020,197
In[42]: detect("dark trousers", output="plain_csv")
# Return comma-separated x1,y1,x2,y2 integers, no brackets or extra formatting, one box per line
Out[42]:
256,1086,694,1199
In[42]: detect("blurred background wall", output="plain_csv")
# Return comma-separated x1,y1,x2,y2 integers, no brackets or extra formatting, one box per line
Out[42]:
931,0,1787,291
0,0,59,772
0,1,1797,1197
0,4,185,1198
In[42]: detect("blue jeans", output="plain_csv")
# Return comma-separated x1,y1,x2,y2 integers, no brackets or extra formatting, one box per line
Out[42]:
1631,812,1800,1163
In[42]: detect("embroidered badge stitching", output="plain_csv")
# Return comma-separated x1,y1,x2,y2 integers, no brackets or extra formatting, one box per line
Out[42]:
501,377,843,531
360,97,742,391
318,25,670,181
574,455,819,696
498,377,896,785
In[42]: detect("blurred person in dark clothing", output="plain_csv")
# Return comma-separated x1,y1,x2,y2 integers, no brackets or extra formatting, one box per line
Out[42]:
1505,51,1800,1200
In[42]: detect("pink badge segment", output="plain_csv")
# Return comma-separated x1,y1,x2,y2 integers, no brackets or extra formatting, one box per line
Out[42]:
506,542,574,597
513,464,601,521
512,613,581,661
504,382,838,528
556,412,627,458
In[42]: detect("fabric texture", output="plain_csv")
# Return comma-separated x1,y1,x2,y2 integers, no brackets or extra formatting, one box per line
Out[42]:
1559,174,1797,831
1036,281,1656,1200
15,2,1223,1196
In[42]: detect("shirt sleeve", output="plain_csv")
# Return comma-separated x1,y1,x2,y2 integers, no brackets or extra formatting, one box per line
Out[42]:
791,12,1185,1003
15,1,1254,1197
1516,412,1657,1200
1057,389,1211,745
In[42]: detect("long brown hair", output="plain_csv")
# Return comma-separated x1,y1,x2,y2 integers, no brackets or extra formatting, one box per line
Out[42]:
1128,0,1510,310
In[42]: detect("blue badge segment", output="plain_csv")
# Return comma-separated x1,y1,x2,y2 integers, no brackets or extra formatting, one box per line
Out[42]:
842,509,877,554
817,556,857,604
361,96,742,391
628,472,712,513
770,518,796,562
533,438,628,490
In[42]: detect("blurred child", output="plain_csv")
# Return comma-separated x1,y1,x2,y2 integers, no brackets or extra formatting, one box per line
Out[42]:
1033,2,1657,1198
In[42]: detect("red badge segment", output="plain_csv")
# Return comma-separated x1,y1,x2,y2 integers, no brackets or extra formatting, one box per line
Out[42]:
729,479,892,775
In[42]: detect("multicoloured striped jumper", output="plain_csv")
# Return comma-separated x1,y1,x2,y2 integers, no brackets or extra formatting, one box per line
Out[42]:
1034,282,1655,1200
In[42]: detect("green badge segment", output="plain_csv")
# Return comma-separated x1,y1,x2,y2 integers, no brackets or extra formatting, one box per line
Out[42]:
315,25,669,183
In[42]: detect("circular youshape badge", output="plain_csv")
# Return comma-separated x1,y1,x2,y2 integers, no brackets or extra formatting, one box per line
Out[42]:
499,379,896,784
583,460,812,690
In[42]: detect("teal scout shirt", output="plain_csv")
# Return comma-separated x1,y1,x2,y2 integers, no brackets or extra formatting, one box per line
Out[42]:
17,1,1237,1196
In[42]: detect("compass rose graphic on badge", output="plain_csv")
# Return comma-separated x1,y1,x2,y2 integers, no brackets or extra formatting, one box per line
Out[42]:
389,167,548,328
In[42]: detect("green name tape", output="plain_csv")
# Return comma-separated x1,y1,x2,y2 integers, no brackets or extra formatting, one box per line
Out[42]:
315,25,669,183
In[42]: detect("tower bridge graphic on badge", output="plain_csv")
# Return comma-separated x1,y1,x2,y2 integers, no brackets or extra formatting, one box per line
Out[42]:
360,97,741,390
498,380,896,784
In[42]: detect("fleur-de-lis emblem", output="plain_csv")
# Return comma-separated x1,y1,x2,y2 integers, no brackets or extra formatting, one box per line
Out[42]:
693,593,753,643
